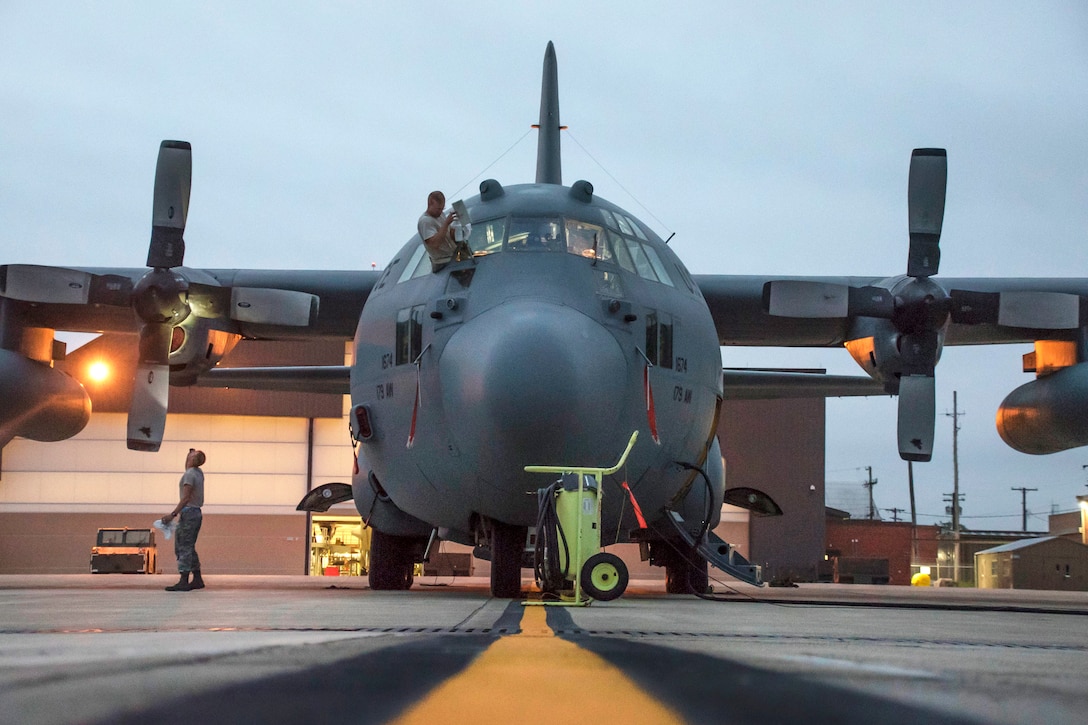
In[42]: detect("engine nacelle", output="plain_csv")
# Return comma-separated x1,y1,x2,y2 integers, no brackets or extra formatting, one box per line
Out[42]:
845,318,947,393
167,317,241,386
996,363,1088,454
0,349,91,445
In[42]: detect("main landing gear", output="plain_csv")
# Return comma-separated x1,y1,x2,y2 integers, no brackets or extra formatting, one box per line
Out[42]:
489,520,528,599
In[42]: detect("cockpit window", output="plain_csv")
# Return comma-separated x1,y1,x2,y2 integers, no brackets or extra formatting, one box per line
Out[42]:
622,213,649,241
467,218,506,256
642,246,676,287
599,209,618,230
614,214,634,237
507,217,563,252
398,244,430,283
565,219,605,260
622,236,659,281
608,230,636,273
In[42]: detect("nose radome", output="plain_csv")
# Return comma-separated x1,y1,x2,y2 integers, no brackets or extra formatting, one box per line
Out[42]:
440,300,628,471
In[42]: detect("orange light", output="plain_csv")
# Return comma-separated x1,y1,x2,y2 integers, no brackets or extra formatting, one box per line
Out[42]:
88,361,110,383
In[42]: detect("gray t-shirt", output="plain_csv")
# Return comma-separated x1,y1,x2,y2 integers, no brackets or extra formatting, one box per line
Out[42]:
180,467,204,508
418,211,457,269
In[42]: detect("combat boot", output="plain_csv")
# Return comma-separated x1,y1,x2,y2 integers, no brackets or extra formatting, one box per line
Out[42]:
190,570,205,590
165,572,192,591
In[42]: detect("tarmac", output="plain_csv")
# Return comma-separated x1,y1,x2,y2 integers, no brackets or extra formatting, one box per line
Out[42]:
1,574,1086,724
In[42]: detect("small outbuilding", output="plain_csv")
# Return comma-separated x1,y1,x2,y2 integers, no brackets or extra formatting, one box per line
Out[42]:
975,536,1088,591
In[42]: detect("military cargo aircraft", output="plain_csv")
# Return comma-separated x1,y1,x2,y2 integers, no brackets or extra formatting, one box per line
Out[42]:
2,43,1087,598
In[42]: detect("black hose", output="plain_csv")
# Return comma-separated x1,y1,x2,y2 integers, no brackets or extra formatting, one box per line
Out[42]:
534,481,569,592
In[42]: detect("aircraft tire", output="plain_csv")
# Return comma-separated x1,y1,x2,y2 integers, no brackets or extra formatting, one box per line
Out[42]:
368,529,415,590
490,521,526,598
580,552,628,601
664,545,709,595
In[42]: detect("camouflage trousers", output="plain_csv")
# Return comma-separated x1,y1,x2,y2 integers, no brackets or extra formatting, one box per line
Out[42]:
175,507,203,573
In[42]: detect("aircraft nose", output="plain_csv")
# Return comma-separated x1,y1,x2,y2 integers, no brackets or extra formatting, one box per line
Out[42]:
440,300,628,489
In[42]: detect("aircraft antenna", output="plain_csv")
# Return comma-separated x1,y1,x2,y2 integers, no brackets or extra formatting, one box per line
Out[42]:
449,128,532,200
565,130,673,237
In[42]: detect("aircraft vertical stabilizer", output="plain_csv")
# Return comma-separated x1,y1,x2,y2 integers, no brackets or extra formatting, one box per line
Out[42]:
535,41,562,185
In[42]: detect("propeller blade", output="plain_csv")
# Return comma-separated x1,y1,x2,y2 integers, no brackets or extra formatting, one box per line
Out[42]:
950,289,1084,329
127,363,170,452
0,265,92,304
147,140,192,269
230,287,319,326
0,265,135,306
906,148,946,277
763,281,894,319
764,280,848,318
897,374,935,462
127,322,172,451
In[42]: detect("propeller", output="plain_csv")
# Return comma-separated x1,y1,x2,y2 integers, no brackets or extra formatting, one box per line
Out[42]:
763,149,949,461
0,140,320,452
126,142,194,451
764,148,1088,462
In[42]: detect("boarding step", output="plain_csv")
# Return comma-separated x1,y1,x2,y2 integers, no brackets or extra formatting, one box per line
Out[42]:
664,509,763,587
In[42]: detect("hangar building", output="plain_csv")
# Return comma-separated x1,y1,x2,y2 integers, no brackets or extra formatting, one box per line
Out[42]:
0,335,824,583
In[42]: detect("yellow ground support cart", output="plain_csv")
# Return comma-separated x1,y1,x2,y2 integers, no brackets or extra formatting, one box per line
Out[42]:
525,431,638,605
90,528,157,574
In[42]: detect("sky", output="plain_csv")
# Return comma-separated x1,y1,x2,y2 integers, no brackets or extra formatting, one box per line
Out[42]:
2,2,1087,528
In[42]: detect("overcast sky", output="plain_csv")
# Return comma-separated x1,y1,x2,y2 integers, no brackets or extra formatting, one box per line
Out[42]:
2,2,1087,527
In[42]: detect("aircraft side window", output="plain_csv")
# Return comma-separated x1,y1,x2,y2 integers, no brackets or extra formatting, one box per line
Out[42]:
658,314,675,369
565,219,604,259
467,218,506,256
673,261,697,294
644,311,675,368
608,231,636,273
599,209,618,230
622,214,649,241
395,304,424,365
397,245,428,284
645,313,658,365
643,246,676,287
624,238,660,282
594,269,623,297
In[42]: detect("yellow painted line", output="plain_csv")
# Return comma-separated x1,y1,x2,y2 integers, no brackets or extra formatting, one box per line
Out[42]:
391,604,683,724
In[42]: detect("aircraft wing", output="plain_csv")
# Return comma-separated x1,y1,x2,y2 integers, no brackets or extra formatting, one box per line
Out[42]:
721,369,886,399
695,274,1088,348
1,265,379,339
0,263,377,452
194,365,351,395
698,272,1088,461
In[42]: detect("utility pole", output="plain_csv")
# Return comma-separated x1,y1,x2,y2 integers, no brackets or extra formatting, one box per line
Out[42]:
864,466,878,520
942,391,964,582
886,507,905,522
908,460,918,570
1011,486,1038,532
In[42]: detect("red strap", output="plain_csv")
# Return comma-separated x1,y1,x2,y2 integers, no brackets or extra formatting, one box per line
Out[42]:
407,374,420,449
644,364,660,444
621,481,648,529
